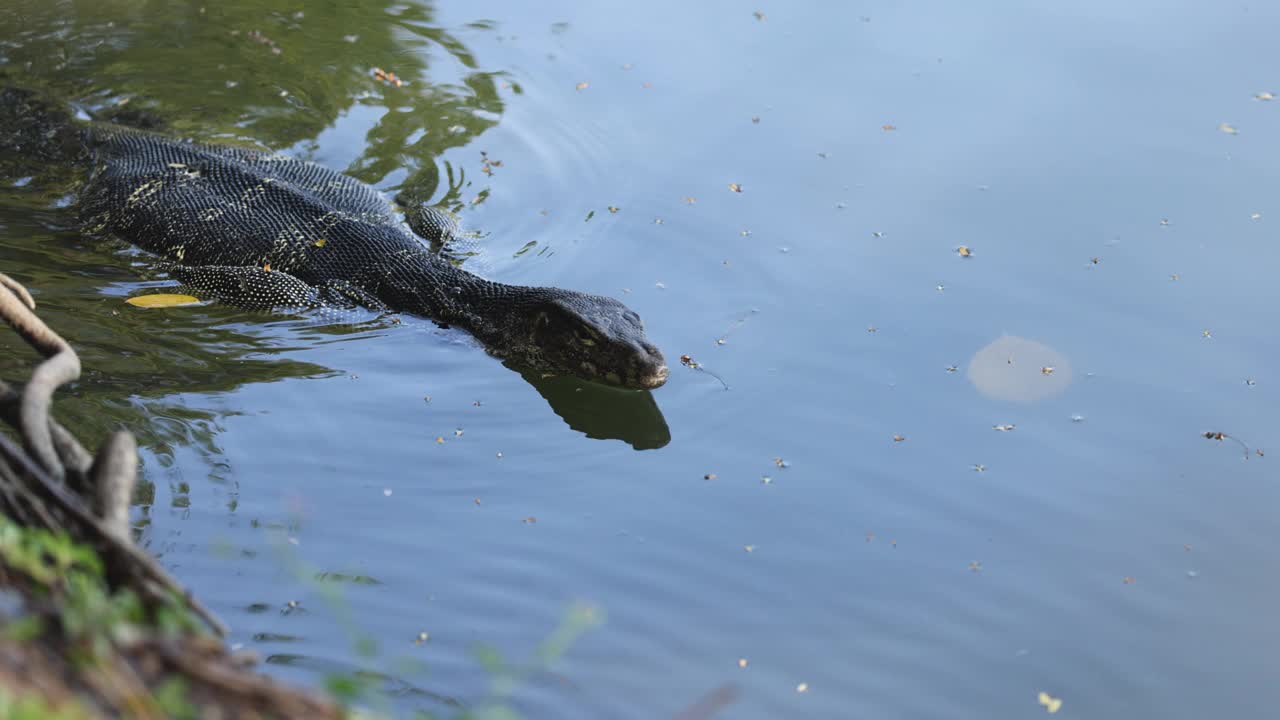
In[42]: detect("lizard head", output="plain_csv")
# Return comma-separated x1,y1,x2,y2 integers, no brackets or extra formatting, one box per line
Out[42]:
516,291,668,390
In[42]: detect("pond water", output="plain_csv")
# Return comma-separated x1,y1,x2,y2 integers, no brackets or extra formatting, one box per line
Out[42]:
2,1,1280,717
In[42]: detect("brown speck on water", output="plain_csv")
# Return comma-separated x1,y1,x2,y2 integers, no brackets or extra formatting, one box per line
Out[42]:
523,516,537,524
773,457,789,468
1041,366,1055,375
435,436,444,444
684,196,697,204
892,435,905,443
608,206,619,213
956,245,972,258
882,124,896,131
575,81,589,91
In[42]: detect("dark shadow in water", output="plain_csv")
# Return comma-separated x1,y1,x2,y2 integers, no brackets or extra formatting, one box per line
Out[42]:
514,364,671,451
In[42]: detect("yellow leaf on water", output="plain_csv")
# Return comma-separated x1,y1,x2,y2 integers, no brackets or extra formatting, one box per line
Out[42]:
125,294,201,308
1038,692,1063,714
314,238,327,247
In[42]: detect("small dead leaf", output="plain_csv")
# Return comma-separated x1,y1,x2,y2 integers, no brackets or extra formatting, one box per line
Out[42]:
607,205,619,213
956,245,972,258
435,436,444,444
575,81,589,91
1041,366,1054,375
892,434,905,443
881,124,896,131
125,294,202,308
1219,122,1239,135
1038,692,1063,714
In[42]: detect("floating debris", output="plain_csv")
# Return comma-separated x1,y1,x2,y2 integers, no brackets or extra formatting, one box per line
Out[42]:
969,561,982,572
795,683,809,693
892,435,906,443
1038,692,1063,714
372,67,402,87
956,245,972,258
575,81,589,91
704,473,718,481
1203,430,1255,459
728,183,743,193
881,124,896,131
1256,91,1274,101
1218,122,1239,135
992,424,1016,432
247,30,283,55
680,354,729,389
753,10,766,21
607,206,620,213
738,658,749,668
125,293,202,308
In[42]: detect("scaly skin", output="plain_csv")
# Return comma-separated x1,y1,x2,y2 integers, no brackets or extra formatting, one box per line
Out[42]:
1,87,668,389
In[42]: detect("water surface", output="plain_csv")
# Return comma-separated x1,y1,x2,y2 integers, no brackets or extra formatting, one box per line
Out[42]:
2,1,1279,717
